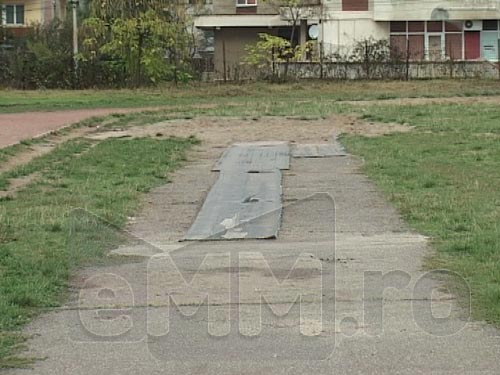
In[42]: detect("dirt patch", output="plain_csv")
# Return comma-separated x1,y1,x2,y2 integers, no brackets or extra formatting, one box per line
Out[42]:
474,132,500,139
0,173,39,199
0,113,408,198
344,95,500,107
0,126,102,196
91,114,411,146
0,126,95,175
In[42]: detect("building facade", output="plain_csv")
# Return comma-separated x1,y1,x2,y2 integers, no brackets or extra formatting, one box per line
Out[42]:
195,0,500,78
325,0,500,61
1,0,66,38
195,0,321,77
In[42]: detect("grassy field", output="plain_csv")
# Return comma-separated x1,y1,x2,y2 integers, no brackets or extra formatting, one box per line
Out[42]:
1,81,500,367
0,135,197,367
342,104,500,325
2,79,500,113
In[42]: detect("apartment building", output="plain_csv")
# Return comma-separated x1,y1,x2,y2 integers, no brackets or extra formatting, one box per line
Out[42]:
1,0,66,38
195,0,500,77
194,0,320,76
329,0,500,61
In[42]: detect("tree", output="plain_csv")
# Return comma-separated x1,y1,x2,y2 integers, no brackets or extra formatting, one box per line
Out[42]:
258,0,318,79
263,0,310,46
81,0,196,85
244,33,313,81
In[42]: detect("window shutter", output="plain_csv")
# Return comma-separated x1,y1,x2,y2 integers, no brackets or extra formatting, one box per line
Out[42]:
342,0,368,11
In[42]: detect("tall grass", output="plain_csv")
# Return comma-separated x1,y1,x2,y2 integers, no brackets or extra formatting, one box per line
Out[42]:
342,103,500,325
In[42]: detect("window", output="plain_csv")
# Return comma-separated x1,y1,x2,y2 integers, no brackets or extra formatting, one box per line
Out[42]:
483,20,499,31
408,21,424,33
390,21,465,60
3,4,24,25
408,35,425,59
481,21,499,61
445,34,463,60
427,21,442,32
390,35,406,57
390,21,425,60
189,0,213,5
390,21,406,33
236,0,256,6
445,21,462,32
444,21,463,60
342,0,368,11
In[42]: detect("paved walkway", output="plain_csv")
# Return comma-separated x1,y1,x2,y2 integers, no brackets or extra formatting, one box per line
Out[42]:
6,137,500,374
0,108,150,148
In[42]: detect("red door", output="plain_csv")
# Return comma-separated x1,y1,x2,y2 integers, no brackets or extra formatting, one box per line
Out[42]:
465,31,481,60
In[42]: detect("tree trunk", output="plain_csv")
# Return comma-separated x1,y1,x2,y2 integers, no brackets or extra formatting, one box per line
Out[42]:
285,10,299,82
137,30,143,87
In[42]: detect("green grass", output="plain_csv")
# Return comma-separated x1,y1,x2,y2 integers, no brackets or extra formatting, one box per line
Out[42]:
0,135,197,367
0,143,34,166
0,139,94,191
0,333,32,368
2,79,500,113
341,103,500,325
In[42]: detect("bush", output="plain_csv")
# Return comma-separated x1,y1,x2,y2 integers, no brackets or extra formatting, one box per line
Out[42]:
0,8,199,88
0,19,76,89
244,33,314,82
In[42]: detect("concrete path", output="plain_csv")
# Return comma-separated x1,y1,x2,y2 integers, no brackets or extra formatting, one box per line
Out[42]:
6,139,500,374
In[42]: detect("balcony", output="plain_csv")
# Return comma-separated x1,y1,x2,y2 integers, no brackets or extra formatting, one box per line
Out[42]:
0,26,32,40
211,0,320,15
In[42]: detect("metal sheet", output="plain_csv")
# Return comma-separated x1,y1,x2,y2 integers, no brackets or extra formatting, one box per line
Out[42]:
213,142,290,172
292,143,347,158
187,142,290,241
185,171,283,240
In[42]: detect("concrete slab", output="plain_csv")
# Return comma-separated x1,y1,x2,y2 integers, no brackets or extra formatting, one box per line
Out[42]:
213,142,290,172
292,143,347,158
109,243,185,257
185,170,283,240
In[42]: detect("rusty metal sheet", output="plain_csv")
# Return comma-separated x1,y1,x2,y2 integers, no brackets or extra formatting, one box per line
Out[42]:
185,171,283,240
213,142,290,172
292,143,346,158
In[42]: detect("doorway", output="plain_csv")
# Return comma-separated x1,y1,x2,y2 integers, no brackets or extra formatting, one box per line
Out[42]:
427,35,443,60
465,31,481,60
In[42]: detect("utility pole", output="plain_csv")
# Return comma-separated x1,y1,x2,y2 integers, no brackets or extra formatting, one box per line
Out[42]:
70,0,79,75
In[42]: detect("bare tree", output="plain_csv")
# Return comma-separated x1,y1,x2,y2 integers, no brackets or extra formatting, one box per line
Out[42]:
260,0,314,79
264,0,309,46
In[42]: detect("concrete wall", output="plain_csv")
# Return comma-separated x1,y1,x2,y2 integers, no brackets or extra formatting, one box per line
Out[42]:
280,60,500,79
320,0,389,54
214,27,279,79
27,0,45,24
323,0,375,12
373,0,500,21
321,17,390,55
